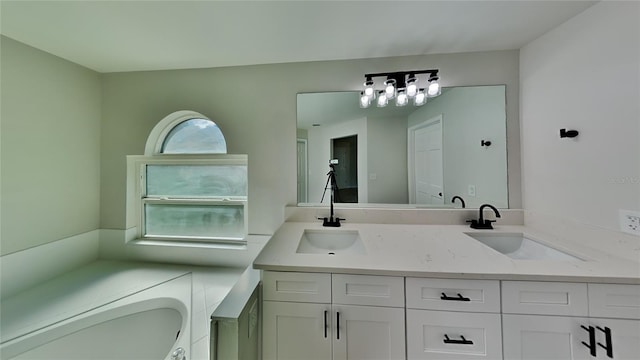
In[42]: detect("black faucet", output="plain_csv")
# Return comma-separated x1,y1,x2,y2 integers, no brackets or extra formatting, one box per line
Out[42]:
451,196,466,208
467,204,501,229
320,197,343,227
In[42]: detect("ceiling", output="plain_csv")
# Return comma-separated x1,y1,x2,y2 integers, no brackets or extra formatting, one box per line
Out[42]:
0,1,596,73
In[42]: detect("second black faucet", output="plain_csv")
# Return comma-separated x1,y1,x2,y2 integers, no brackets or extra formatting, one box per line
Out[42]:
467,204,501,229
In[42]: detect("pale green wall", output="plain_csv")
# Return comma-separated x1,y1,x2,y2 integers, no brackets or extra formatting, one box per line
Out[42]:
101,50,521,235
367,115,408,204
0,36,102,255
0,40,520,247
409,86,508,208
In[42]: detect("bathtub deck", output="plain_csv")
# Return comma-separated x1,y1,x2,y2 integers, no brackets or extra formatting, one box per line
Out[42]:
0,260,245,360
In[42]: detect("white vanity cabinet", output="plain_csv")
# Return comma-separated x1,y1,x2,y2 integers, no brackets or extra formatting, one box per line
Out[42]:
502,281,640,360
405,278,503,359
262,271,405,360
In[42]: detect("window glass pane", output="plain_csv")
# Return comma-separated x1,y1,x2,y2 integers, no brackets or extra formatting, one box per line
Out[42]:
146,165,247,197
161,119,227,154
145,204,244,239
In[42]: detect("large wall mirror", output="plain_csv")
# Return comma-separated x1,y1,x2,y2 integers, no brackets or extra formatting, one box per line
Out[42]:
296,85,509,209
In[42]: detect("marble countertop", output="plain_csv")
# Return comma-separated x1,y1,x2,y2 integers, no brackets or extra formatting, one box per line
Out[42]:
253,222,640,284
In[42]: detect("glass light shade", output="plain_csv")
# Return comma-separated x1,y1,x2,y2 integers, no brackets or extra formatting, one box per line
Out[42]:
363,79,375,97
414,91,427,106
376,91,388,107
360,92,371,108
396,89,408,106
406,77,418,97
427,79,441,97
384,79,396,99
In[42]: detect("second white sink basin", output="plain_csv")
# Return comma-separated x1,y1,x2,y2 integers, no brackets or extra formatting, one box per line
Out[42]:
465,232,582,261
296,229,366,255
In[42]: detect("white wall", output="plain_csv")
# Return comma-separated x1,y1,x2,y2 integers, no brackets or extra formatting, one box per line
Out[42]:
520,1,640,232
0,36,102,255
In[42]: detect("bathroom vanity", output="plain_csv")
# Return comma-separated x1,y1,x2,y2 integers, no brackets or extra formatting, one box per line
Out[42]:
253,214,640,360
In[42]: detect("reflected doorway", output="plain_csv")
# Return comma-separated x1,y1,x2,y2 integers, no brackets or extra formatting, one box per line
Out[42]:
408,115,444,205
331,135,358,203
297,139,308,203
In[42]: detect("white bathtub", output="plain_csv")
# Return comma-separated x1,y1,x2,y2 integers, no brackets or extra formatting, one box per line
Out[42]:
0,274,191,360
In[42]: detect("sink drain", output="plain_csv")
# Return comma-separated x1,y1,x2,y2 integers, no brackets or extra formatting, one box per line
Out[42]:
328,252,335,255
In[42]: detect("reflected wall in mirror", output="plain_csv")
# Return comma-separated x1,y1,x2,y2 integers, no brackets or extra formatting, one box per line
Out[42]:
296,85,508,209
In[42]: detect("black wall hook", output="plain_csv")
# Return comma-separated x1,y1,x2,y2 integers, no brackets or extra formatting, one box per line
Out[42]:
481,140,491,147
560,129,579,138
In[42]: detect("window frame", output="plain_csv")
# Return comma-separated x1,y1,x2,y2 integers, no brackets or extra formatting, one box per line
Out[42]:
126,110,247,247
128,154,248,245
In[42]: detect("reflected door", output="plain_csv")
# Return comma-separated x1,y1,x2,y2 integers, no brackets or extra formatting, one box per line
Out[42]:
297,139,308,203
409,115,443,205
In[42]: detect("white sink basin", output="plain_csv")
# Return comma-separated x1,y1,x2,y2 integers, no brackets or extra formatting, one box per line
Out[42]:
464,232,582,261
296,229,366,255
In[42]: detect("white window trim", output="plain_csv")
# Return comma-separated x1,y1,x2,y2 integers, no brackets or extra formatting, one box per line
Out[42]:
126,154,248,245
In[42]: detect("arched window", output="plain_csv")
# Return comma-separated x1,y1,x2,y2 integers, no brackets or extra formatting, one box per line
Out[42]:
144,110,227,155
128,111,247,245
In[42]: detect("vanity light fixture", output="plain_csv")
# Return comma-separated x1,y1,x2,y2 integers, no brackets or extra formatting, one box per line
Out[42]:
360,69,440,108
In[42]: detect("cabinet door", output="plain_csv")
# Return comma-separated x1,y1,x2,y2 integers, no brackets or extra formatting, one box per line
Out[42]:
502,314,590,360
263,301,331,360
407,309,502,359
590,318,640,360
332,305,405,360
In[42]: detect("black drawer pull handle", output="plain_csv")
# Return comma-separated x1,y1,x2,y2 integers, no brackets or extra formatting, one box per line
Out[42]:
440,292,471,301
597,326,613,358
443,334,473,345
323,310,328,338
581,325,596,357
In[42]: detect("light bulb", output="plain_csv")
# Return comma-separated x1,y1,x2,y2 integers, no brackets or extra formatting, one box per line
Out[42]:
359,92,371,108
414,91,426,106
384,79,396,99
363,79,375,98
427,78,441,97
406,76,418,97
376,91,388,107
396,89,408,106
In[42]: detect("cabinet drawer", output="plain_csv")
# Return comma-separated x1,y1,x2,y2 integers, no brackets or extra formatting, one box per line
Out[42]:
406,278,500,313
262,271,331,303
407,309,502,359
502,281,588,316
332,274,404,307
589,283,640,319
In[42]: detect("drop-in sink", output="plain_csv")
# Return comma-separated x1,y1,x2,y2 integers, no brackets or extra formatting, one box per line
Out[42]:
464,232,582,261
296,229,366,255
